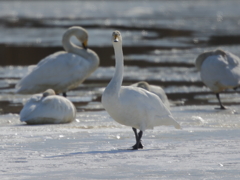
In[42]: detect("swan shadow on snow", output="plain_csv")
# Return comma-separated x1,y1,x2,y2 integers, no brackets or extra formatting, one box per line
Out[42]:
45,148,161,158
175,106,239,115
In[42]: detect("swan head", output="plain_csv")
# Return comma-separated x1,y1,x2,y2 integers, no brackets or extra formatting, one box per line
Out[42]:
74,27,88,50
195,49,226,71
42,89,56,97
136,81,150,91
64,26,88,50
112,31,122,44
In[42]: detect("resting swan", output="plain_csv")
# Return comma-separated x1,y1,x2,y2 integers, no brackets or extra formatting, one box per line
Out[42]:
16,26,100,97
20,89,76,124
131,81,170,109
102,31,181,150
195,49,240,109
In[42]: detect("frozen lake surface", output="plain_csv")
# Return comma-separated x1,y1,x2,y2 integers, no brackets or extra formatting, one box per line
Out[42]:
1,0,240,112
0,0,240,179
1,105,240,179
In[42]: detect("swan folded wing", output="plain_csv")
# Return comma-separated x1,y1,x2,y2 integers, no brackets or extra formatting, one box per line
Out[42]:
16,52,90,94
201,55,240,91
20,95,43,122
120,86,170,114
17,52,66,86
143,91,179,129
226,51,240,67
118,87,172,129
226,52,240,85
41,96,76,120
149,85,170,108
37,51,66,66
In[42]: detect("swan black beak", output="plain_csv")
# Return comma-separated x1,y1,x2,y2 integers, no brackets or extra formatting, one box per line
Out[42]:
114,35,119,42
82,40,88,50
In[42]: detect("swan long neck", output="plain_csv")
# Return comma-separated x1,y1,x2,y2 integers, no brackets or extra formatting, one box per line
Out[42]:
62,28,88,59
107,43,124,95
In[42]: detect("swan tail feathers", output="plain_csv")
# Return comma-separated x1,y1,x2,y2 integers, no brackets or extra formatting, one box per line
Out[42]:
169,115,181,129
154,115,181,129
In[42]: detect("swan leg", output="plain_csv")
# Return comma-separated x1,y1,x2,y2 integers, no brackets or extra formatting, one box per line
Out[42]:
216,93,226,110
137,131,144,149
132,128,143,150
62,92,67,97
132,127,138,142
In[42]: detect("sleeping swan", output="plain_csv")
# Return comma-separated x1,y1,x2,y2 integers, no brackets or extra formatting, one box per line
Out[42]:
131,81,170,109
16,26,100,97
195,49,240,109
20,89,76,124
102,31,181,150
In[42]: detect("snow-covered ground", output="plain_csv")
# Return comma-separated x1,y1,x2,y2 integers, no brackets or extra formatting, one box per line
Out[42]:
1,105,240,180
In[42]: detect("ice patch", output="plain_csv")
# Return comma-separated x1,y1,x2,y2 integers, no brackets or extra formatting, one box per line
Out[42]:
0,113,20,125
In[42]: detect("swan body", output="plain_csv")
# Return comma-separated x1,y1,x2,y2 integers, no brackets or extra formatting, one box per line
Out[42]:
195,49,240,109
20,89,76,124
102,31,180,150
131,81,170,108
16,26,99,96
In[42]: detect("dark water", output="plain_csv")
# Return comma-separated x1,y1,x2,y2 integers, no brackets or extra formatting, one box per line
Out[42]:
0,0,240,114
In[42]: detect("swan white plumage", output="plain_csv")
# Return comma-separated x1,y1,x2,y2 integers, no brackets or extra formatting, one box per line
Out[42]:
131,81,170,109
195,49,240,109
20,89,76,124
101,31,181,150
16,26,100,97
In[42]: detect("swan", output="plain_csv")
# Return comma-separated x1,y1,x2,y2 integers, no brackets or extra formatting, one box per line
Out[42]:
20,89,76,124
131,81,170,108
16,26,100,97
195,49,240,109
102,31,181,150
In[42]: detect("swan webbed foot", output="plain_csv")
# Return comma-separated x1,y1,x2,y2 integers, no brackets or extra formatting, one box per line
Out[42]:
215,105,227,110
220,105,227,110
132,141,144,150
215,93,226,110
131,128,143,150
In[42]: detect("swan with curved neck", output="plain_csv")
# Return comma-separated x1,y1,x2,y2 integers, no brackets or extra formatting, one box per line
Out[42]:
16,26,100,97
102,31,181,150
62,26,88,58
20,89,76,124
195,49,240,109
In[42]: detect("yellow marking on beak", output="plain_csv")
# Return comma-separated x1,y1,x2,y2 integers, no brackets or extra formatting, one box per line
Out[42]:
82,40,88,49
114,35,119,42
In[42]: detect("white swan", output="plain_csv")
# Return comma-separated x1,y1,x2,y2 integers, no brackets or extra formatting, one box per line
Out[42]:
16,26,100,97
195,49,240,109
20,89,76,124
102,31,181,150
131,81,170,108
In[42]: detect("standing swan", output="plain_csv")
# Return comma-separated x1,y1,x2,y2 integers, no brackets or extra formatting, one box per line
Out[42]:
16,26,100,97
195,49,240,109
102,31,181,150
20,89,76,124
